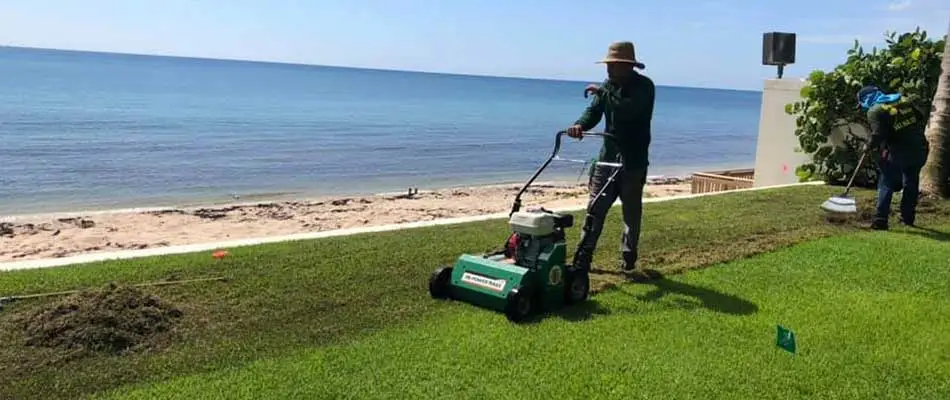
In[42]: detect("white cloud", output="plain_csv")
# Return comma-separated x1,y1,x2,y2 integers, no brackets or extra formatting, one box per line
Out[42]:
887,0,912,11
798,34,873,45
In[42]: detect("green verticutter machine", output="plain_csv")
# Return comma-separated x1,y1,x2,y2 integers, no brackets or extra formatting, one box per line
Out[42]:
428,130,624,322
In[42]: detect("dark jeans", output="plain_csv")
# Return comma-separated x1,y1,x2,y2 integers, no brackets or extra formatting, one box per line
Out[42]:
875,155,924,225
573,163,647,271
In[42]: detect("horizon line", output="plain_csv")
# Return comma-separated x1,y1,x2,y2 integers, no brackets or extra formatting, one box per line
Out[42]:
3,45,762,93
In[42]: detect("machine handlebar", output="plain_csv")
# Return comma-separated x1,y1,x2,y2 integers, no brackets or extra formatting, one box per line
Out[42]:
509,130,623,217
551,130,620,160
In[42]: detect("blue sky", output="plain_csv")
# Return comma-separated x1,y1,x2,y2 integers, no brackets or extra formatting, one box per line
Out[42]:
1,0,947,91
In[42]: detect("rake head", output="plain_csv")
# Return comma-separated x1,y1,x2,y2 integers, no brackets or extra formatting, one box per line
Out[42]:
821,195,858,214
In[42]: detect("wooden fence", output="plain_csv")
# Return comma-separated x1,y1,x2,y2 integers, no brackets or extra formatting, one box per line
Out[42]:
690,168,755,194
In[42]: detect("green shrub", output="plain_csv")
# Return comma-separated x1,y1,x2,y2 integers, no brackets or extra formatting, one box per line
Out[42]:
787,28,946,186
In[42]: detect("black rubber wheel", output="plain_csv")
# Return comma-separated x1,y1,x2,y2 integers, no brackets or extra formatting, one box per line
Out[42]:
504,287,534,323
429,266,453,299
565,269,590,305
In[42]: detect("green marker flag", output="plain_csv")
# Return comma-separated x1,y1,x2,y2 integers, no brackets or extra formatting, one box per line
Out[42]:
776,325,797,354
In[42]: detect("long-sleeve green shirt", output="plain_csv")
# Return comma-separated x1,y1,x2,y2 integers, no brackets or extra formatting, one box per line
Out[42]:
573,71,656,169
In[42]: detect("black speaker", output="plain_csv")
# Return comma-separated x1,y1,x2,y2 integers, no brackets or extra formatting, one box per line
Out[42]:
762,32,796,66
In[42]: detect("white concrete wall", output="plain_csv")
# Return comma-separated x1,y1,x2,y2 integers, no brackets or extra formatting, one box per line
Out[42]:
753,78,813,187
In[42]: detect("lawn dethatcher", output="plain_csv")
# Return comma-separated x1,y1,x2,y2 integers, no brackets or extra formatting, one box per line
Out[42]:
428,130,623,322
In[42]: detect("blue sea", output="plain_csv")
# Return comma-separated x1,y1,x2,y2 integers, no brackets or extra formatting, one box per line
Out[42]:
0,46,762,216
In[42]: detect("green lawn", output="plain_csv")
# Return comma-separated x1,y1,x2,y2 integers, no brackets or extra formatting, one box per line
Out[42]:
1,184,948,399
98,227,950,400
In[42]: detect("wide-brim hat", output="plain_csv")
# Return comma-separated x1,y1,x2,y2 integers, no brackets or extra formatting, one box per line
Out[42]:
596,41,645,69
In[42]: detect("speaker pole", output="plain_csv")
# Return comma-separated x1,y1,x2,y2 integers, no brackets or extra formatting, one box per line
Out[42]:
762,31,796,80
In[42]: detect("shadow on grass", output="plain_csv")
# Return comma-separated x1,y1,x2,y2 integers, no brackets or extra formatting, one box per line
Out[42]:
632,277,759,316
899,225,950,242
593,269,758,316
553,299,613,322
516,298,613,325
514,269,758,325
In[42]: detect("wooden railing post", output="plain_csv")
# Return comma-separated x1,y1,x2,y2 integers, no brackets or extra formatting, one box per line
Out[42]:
689,168,755,194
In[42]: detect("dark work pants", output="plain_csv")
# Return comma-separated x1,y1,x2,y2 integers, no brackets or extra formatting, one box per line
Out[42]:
875,154,924,225
574,163,647,271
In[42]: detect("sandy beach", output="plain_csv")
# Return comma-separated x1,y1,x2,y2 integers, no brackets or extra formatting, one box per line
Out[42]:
0,179,693,263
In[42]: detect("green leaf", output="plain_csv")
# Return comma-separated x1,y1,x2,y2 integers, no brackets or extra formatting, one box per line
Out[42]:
800,85,814,98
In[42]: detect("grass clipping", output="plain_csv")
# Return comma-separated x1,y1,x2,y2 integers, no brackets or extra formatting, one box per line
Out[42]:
18,282,184,357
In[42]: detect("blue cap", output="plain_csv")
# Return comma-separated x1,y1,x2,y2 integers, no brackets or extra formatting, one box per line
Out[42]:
857,85,902,110
857,85,881,108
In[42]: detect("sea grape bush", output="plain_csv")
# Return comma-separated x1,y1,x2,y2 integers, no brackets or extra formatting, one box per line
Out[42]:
786,28,946,186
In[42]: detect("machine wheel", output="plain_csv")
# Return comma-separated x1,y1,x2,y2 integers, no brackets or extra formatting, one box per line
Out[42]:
504,286,535,323
429,266,453,300
565,269,590,305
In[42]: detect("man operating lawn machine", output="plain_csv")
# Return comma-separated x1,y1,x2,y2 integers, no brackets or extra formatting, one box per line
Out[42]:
568,41,657,279
428,130,628,322
427,41,659,323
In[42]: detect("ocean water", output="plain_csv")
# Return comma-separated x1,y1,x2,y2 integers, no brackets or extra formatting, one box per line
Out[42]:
0,47,762,216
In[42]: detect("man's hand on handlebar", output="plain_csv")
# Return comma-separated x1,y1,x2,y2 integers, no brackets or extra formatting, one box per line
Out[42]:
566,124,584,139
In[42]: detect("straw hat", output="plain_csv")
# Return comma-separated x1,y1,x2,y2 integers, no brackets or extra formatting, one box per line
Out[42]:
597,41,645,69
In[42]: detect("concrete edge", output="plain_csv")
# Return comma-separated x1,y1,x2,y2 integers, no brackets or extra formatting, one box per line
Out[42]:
0,181,827,273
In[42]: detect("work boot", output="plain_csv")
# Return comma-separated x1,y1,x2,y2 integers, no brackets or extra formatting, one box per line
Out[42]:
623,268,663,283
870,218,889,231
572,251,592,272
620,252,638,271
899,215,915,227
620,261,636,273
620,254,640,281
